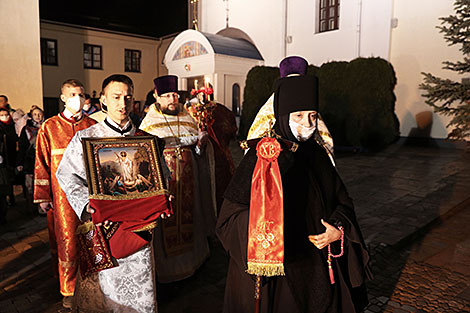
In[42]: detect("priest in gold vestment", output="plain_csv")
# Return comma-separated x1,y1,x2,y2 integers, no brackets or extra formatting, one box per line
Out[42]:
140,75,216,283
34,79,96,307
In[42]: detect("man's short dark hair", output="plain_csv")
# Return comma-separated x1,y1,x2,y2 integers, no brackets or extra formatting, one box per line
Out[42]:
0,107,9,113
61,79,84,94
102,74,134,93
84,93,91,100
0,95,8,102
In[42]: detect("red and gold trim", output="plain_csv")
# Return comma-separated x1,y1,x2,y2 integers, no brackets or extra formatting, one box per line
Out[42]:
247,137,285,277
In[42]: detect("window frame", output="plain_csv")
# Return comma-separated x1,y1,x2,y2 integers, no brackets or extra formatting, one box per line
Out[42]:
232,83,241,116
124,49,142,73
40,38,58,66
318,0,340,33
84,44,103,70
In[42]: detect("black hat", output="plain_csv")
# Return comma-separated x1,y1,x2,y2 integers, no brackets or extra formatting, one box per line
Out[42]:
154,75,178,95
273,75,319,140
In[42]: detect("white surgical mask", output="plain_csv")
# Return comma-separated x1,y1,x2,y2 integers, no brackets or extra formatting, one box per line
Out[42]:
66,95,84,114
0,116,10,122
289,120,316,142
83,103,91,111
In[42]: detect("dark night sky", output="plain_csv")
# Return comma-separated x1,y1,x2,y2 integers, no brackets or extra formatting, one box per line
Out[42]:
39,0,188,38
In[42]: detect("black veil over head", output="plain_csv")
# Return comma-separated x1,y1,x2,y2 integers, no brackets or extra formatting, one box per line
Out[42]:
273,75,319,141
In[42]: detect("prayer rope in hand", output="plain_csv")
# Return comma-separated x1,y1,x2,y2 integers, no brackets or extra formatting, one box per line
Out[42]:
327,226,344,284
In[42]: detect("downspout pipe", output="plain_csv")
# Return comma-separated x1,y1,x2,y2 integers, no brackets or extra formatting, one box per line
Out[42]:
283,0,288,58
356,0,363,58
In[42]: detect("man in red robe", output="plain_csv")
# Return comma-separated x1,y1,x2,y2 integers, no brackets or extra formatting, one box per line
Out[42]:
34,79,96,308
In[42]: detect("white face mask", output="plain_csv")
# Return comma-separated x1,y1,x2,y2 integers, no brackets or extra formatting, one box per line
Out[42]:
66,95,84,114
83,103,91,111
0,115,10,122
289,119,316,142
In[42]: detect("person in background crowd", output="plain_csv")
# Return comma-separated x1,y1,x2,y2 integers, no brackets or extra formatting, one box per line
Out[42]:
185,87,238,214
89,91,107,123
12,109,30,137
82,93,98,116
92,98,101,111
0,95,15,112
34,79,96,308
0,108,18,206
204,99,238,214
0,118,13,225
10,109,28,202
17,107,44,215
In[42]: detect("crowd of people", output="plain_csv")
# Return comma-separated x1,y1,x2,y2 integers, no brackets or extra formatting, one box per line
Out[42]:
0,55,372,313
0,94,45,225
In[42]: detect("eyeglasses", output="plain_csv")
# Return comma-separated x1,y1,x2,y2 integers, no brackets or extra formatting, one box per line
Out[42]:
160,93,180,99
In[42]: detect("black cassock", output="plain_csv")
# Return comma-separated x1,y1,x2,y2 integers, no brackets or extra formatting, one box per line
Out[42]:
216,138,372,313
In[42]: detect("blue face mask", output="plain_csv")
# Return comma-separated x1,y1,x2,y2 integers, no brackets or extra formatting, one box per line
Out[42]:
289,119,316,142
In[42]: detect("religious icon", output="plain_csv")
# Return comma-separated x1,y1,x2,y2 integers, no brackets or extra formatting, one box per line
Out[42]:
82,136,167,200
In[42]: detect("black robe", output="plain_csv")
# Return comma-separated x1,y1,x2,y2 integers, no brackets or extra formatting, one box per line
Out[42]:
216,137,372,313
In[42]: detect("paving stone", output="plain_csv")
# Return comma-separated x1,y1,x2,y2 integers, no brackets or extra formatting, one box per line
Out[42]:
401,304,417,312
457,286,470,302
388,300,401,308
369,297,379,305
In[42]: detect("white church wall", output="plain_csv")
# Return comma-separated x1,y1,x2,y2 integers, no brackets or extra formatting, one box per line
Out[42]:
214,54,263,108
202,0,463,140
166,54,215,81
201,0,392,66
286,0,357,64
390,0,460,139
359,0,393,60
200,0,285,65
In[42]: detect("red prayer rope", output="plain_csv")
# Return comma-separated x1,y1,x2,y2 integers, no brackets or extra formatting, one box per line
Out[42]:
327,226,344,284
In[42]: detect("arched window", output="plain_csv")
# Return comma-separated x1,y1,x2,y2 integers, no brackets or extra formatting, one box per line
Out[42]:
232,83,241,116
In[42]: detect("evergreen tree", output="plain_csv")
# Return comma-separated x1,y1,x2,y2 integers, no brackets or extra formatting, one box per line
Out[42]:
420,0,470,141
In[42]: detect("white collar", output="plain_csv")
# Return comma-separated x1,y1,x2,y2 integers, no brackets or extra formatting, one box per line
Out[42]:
105,116,132,131
63,108,82,120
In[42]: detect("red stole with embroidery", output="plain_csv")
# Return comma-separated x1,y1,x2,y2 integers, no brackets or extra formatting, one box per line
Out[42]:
246,137,285,276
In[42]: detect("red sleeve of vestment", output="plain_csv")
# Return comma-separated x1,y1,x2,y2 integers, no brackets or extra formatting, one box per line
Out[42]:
33,125,52,203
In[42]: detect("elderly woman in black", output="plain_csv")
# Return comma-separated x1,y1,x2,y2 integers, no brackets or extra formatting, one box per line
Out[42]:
17,107,45,214
216,75,372,313
0,108,18,208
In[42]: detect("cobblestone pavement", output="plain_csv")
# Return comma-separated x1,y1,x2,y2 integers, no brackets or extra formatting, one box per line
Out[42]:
364,198,470,313
0,194,65,313
0,141,469,313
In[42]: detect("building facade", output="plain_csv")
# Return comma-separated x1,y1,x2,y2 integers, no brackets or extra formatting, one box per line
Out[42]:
2,1,464,139
198,0,463,139
40,20,174,116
